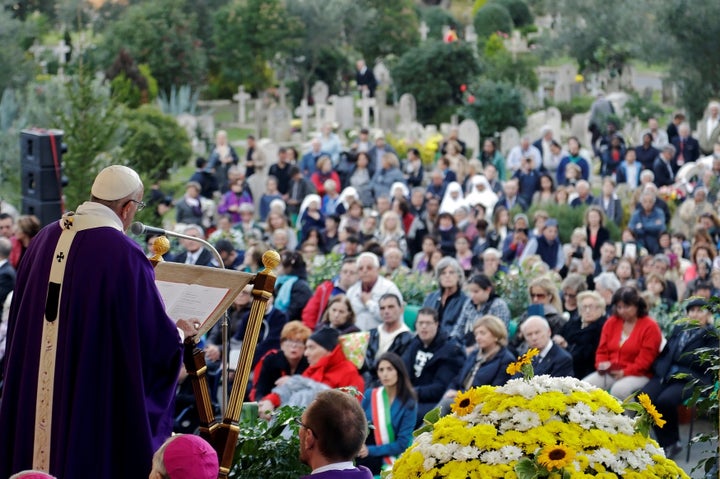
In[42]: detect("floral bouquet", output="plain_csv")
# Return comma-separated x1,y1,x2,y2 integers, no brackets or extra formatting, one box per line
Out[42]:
385,351,688,479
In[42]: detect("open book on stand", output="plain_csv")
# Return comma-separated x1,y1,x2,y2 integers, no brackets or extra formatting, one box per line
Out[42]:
154,262,256,341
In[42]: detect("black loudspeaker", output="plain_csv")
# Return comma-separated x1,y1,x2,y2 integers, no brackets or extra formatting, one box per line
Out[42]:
20,129,66,227
21,198,62,226
20,128,65,168
21,165,62,201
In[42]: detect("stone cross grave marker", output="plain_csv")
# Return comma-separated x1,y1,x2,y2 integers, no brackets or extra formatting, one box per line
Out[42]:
53,40,71,77
294,99,313,139
419,21,429,41
233,85,251,124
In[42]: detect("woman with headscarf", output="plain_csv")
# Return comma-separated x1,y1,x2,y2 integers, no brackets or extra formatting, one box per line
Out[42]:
464,175,498,217
336,186,359,216
439,181,468,215
298,194,325,244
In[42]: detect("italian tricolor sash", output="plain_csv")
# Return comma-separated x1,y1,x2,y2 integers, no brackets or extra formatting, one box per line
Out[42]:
371,386,396,467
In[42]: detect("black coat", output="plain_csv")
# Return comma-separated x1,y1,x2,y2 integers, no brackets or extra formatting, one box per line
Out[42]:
559,316,607,379
671,136,701,173
449,347,516,390
652,157,675,187
170,249,217,267
532,343,574,377
652,325,717,385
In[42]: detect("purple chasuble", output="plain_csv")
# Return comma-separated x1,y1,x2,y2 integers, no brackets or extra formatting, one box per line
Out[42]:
300,466,373,479
0,221,182,479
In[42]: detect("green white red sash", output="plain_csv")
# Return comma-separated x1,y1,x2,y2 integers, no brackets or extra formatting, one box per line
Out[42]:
371,386,396,467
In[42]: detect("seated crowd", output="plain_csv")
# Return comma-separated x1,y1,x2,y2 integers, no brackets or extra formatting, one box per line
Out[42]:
3,115,717,470
155,120,717,464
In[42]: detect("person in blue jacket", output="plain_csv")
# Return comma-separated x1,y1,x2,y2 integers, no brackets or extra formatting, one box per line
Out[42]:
357,352,418,475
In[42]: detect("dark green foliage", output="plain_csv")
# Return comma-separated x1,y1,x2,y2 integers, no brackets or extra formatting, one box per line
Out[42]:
482,35,539,92
212,0,296,95
623,91,665,123
525,203,621,244
106,50,158,109
392,41,481,124
460,80,525,136
230,405,310,479
473,3,513,40
0,11,35,94
420,6,458,42
56,70,122,210
97,0,207,96
353,0,420,62
491,0,533,27
119,105,192,183
656,0,720,123
550,96,594,122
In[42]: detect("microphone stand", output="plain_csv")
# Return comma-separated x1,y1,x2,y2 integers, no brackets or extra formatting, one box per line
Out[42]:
134,223,230,415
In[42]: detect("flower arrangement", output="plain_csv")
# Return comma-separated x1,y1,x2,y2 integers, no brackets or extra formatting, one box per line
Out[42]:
385,356,689,479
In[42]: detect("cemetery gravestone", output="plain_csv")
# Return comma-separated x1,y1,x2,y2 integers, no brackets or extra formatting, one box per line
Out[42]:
500,127,520,156
233,85,251,124
458,119,480,159
334,95,355,131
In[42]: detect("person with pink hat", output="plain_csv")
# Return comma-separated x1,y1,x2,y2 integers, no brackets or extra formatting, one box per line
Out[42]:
149,434,219,479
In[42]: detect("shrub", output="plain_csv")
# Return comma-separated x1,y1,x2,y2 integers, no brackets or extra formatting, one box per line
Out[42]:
420,6,459,41
460,80,525,137
473,3,513,40
392,40,482,124
491,0,533,27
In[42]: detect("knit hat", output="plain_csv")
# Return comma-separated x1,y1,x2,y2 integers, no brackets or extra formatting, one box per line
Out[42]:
91,165,143,201
309,327,339,351
163,435,218,479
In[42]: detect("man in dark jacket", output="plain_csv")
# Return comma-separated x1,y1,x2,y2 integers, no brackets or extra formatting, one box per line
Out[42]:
521,315,574,377
670,123,700,174
402,308,465,426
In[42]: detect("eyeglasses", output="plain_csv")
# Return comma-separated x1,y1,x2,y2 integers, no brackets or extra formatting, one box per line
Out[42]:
283,339,306,349
530,292,547,299
415,320,436,328
293,417,315,437
125,199,146,211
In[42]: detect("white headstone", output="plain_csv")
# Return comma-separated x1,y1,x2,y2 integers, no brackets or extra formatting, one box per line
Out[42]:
316,103,336,131
570,113,590,147
358,90,376,129
233,85,251,124
546,107,562,134
333,95,355,131
53,40,71,77
29,41,45,62
254,98,265,138
373,62,391,89
458,119,481,159
464,25,478,50
176,113,199,145
294,99,313,139
398,93,417,126
197,115,215,144
277,84,289,109
526,110,547,141
500,127,520,156
419,21,429,41
311,81,329,105
267,106,292,142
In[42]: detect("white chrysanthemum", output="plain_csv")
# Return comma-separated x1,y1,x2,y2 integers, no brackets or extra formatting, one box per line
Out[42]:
499,445,524,462
618,448,653,470
587,448,622,471
480,449,505,465
453,445,480,461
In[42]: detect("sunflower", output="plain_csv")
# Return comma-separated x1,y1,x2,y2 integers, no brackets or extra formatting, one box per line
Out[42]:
451,388,481,416
537,444,575,470
506,348,540,375
637,393,666,428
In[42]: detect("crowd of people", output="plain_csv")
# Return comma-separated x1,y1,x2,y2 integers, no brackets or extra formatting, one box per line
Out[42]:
2,100,720,476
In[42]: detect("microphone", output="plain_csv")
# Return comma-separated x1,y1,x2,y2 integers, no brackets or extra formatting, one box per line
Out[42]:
130,221,166,236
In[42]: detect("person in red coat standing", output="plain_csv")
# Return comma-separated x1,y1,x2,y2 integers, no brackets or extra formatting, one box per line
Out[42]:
311,156,341,198
582,286,662,399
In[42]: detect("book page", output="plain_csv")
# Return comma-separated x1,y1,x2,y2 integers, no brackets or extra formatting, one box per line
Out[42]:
156,280,230,324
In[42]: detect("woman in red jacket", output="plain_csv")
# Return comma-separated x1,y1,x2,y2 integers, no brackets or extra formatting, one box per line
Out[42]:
257,327,364,419
582,286,662,399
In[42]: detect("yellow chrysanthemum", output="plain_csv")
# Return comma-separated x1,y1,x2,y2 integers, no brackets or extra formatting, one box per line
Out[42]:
537,444,575,470
451,388,481,416
506,348,539,375
637,393,667,428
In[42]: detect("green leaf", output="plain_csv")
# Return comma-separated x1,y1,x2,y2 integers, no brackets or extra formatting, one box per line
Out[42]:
514,457,544,479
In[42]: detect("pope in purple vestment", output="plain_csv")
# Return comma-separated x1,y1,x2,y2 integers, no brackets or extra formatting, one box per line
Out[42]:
0,166,183,479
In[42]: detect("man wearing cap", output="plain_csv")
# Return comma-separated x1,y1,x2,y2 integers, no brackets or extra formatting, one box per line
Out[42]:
0,165,198,479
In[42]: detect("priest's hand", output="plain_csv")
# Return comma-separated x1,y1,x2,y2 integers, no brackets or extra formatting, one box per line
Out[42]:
177,318,202,340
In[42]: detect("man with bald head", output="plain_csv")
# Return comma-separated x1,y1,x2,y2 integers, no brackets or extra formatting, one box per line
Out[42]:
0,165,198,479
519,315,574,377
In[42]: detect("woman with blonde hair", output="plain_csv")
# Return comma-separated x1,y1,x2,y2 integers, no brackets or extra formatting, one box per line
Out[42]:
378,210,408,254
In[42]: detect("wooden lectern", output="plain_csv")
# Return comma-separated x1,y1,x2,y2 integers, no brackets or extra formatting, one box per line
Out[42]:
152,242,280,478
